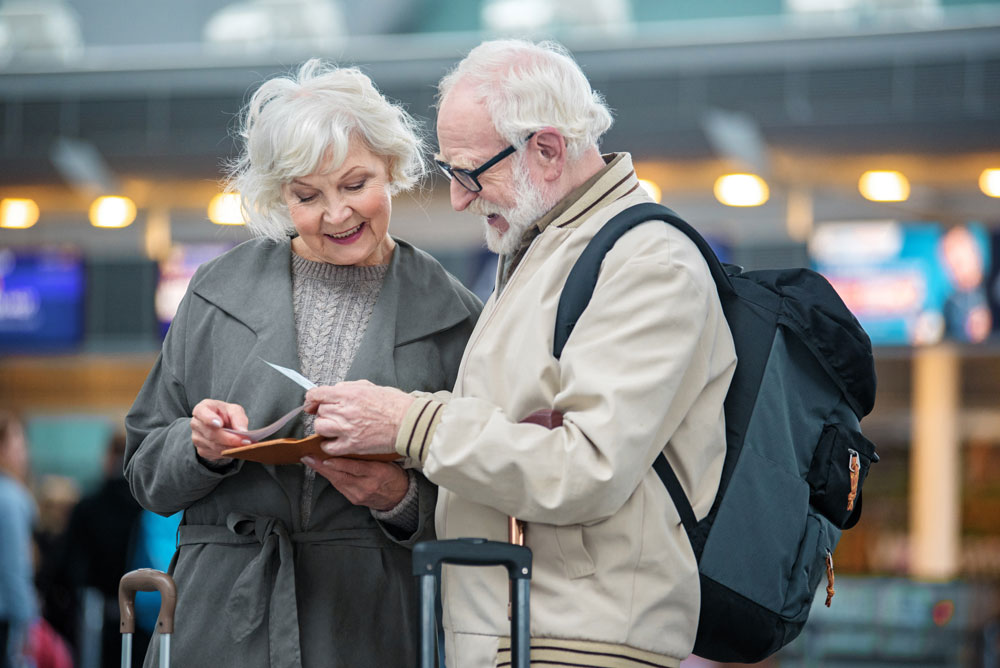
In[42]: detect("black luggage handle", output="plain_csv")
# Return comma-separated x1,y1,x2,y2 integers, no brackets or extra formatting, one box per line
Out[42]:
412,536,532,579
413,538,532,668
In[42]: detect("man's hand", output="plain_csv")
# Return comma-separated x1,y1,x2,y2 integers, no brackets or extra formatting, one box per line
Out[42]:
301,456,409,511
304,381,414,457
191,399,251,463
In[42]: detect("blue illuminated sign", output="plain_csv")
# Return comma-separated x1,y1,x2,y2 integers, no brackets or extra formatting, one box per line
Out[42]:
0,248,85,352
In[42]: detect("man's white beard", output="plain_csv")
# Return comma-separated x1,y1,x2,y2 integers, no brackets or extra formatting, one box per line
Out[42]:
471,156,553,255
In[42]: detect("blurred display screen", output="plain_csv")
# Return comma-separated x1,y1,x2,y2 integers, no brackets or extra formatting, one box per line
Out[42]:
0,247,85,352
156,243,233,334
810,221,992,346
989,229,1000,334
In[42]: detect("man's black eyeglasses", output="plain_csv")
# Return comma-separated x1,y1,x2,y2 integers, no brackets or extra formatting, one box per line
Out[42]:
436,133,535,193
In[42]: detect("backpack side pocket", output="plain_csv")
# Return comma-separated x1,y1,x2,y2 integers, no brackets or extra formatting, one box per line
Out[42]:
807,423,878,529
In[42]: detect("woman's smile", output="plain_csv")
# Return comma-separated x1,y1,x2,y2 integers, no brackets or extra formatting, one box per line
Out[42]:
326,221,366,243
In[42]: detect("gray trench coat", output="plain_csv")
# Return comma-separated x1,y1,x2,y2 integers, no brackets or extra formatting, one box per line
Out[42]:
124,237,481,668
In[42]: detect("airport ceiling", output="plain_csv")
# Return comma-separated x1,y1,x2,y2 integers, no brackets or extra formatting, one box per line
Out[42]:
1,18,999,188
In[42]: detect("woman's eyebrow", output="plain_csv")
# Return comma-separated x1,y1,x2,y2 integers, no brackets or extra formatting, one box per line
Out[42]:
339,165,369,179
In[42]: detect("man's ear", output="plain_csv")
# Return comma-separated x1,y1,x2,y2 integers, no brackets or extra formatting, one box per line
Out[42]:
530,128,565,183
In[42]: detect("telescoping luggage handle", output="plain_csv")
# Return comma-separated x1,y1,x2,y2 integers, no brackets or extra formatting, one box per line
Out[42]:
412,538,533,668
119,568,176,668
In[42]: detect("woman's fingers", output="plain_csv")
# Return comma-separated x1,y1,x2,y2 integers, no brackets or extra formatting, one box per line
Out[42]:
302,456,409,511
191,399,250,461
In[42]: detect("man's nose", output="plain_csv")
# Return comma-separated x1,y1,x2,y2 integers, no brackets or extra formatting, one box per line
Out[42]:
449,179,477,212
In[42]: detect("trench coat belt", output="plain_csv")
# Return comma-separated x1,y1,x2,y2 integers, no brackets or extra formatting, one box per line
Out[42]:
177,513,387,668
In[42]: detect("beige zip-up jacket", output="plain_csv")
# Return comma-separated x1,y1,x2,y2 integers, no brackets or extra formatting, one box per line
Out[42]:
397,154,737,667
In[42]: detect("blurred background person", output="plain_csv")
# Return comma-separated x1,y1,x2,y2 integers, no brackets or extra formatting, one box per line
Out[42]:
0,411,38,668
124,59,481,667
31,476,79,580
39,433,145,668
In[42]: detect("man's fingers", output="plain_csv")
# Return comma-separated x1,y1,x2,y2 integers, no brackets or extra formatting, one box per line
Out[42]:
319,438,353,457
306,385,344,405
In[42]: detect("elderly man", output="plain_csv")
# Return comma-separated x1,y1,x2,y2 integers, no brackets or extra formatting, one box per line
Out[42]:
305,39,736,667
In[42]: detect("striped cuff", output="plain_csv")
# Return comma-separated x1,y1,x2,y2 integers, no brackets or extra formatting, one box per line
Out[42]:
497,637,679,668
394,397,445,465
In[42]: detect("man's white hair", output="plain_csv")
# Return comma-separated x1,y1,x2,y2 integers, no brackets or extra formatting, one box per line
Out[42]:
437,39,613,159
228,59,426,240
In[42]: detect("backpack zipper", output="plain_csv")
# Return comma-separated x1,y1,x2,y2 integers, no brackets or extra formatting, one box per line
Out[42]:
847,448,861,511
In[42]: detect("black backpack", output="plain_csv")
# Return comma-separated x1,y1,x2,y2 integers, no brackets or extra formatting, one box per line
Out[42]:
553,202,879,663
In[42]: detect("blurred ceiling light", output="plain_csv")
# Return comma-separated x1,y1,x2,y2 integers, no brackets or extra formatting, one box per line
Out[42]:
89,196,136,229
787,0,859,12
204,0,345,51
0,0,83,62
859,170,910,202
638,179,662,203
482,0,556,31
979,168,1000,198
0,198,39,229
482,0,630,34
208,193,246,225
714,174,770,207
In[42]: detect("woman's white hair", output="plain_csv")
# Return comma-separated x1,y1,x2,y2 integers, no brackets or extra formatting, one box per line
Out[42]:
228,59,426,240
437,39,613,159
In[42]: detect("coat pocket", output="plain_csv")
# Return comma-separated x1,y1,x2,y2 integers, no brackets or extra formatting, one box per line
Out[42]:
554,525,595,579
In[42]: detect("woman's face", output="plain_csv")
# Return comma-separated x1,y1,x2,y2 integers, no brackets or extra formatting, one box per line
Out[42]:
282,140,395,267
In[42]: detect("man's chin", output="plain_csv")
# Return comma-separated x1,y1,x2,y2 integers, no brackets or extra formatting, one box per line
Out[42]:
482,220,506,254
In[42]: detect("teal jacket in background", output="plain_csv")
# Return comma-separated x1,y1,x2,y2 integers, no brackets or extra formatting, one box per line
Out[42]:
0,471,38,664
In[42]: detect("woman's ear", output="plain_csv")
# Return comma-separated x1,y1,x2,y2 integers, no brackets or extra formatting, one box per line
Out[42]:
530,128,566,183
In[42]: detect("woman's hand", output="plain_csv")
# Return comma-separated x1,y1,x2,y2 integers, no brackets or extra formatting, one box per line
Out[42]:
191,399,251,464
301,456,409,511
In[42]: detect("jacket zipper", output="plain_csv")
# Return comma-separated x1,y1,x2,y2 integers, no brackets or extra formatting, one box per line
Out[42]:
457,238,544,390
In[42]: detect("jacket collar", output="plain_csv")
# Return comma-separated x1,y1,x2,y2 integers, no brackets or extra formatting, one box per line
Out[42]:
497,153,639,289
536,152,639,232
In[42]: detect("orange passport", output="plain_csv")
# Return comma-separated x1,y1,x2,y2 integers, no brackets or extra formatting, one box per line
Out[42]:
222,434,400,466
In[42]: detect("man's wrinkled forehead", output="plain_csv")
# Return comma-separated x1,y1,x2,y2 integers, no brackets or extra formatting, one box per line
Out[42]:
435,81,501,164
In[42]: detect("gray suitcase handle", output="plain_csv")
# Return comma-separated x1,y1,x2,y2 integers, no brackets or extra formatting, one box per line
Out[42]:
118,569,176,668
413,538,532,668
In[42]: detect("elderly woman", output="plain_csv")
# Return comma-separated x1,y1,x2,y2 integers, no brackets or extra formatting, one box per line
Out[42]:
124,60,481,668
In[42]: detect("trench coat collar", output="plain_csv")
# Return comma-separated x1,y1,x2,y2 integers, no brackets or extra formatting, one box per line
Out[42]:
344,237,475,387
191,237,473,378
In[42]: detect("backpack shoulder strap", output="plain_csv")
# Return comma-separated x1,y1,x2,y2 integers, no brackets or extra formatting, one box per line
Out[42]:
553,202,734,359
553,202,729,551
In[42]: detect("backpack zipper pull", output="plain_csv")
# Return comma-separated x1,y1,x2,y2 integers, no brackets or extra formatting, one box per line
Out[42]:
846,449,861,511
824,550,835,607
